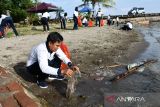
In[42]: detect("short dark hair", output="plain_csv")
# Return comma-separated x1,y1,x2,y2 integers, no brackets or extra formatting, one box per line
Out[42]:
64,12,67,17
46,32,63,44
75,7,78,11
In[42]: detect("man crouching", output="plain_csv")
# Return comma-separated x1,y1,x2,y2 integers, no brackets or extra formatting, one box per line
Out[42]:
26,32,79,88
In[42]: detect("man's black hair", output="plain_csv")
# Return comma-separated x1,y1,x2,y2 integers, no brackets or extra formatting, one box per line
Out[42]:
64,12,67,17
75,7,78,11
46,32,63,44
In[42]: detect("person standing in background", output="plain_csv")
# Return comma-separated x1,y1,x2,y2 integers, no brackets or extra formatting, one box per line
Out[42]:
107,15,111,26
41,12,50,32
73,7,78,30
116,17,119,26
96,8,103,27
60,12,67,29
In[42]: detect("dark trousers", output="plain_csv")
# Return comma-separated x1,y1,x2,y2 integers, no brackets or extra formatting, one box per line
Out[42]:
41,17,49,31
96,17,101,27
82,23,88,27
27,54,62,82
95,17,98,26
117,22,119,26
60,18,66,29
73,16,78,30
98,17,101,27
1,17,19,36
0,26,4,37
107,19,111,26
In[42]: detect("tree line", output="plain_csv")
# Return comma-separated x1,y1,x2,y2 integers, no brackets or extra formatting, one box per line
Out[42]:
0,0,115,23
82,0,115,9
0,0,34,23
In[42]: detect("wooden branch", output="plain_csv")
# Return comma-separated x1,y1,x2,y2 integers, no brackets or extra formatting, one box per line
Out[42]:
110,59,158,82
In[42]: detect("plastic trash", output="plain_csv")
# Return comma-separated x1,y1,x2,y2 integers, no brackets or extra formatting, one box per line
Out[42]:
127,63,137,70
137,66,145,72
127,61,144,70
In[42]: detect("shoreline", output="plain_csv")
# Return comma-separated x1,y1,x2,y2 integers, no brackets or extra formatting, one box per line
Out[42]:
123,29,149,63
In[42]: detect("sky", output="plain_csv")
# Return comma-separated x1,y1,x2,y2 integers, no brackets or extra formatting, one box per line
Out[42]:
39,0,160,17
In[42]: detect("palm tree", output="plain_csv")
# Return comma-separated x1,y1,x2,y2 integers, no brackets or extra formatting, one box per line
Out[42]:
82,0,115,9
101,0,115,8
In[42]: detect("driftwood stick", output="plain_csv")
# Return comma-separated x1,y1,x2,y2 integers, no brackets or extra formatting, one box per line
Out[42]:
110,59,158,82
106,64,122,68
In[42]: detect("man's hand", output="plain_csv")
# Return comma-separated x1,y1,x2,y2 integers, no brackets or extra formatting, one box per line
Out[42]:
71,66,80,72
65,69,74,77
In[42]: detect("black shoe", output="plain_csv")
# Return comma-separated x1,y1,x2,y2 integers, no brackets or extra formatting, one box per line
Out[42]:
37,81,48,88
48,75,65,80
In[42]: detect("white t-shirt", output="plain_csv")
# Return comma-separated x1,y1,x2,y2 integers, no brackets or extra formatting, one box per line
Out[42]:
127,22,133,29
0,14,8,25
82,18,88,23
42,12,50,18
97,11,102,17
74,11,78,18
116,17,119,22
107,15,110,20
27,42,71,75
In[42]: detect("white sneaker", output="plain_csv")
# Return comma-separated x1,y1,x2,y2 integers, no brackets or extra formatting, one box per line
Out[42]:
48,75,65,80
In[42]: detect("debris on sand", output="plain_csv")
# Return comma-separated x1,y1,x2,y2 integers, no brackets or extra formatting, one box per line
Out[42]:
110,59,158,82
66,70,81,99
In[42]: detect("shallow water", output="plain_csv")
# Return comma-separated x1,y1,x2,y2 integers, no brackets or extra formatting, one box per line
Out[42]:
136,22,160,72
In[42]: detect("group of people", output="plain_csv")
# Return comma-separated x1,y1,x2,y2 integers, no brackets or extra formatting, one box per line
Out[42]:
27,9,132,89
0,7,133,39
0,11,80,89
95,8,103,27
107,15,120,26
26,23,132,89
42,7,78,30
40,7,129,32
73,7,121,28
0,9,133,89
0,12,19,38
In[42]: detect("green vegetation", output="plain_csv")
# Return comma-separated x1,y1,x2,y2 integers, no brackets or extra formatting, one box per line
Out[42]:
4,22,75,37
82,0,115,9
0,0,34,22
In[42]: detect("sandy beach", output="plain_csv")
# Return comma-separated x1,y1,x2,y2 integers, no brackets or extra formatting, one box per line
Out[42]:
0,26,145,72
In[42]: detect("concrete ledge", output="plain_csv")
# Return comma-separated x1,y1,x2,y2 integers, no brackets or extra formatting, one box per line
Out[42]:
0,66,41,107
